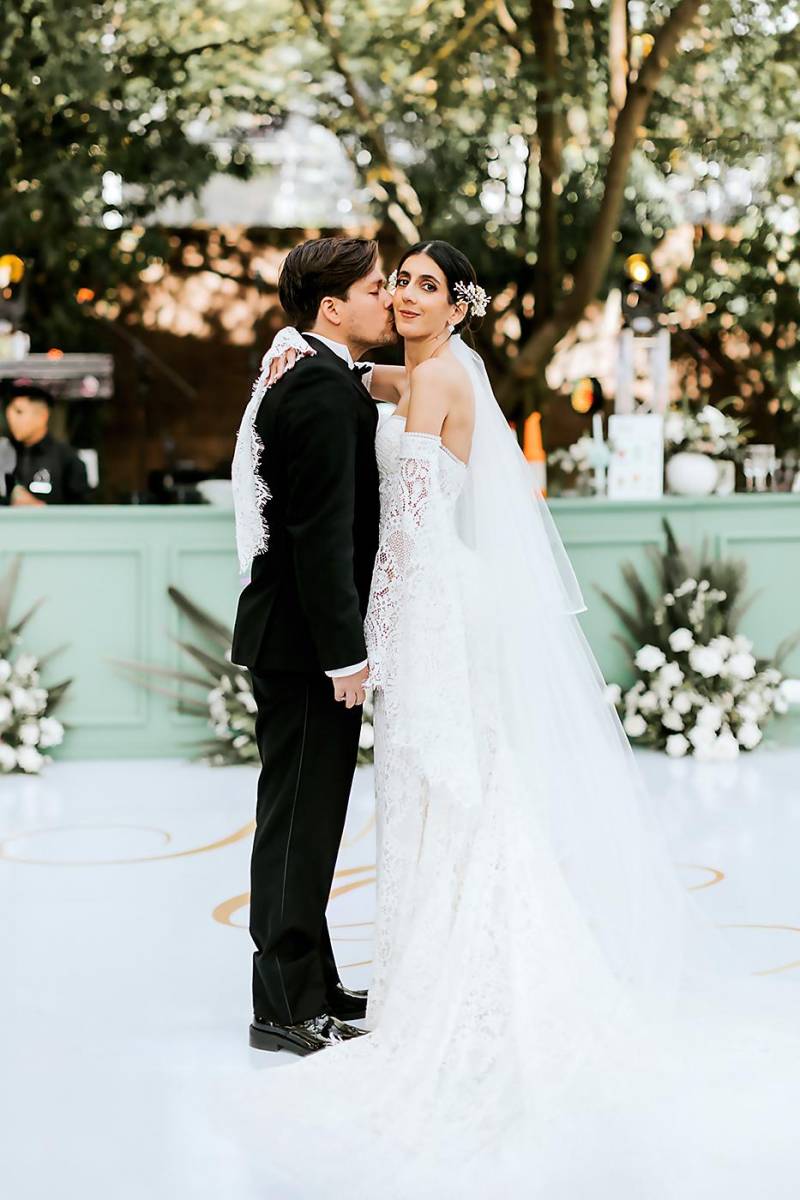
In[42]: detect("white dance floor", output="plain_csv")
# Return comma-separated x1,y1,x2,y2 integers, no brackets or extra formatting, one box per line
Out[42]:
2,748,799,1198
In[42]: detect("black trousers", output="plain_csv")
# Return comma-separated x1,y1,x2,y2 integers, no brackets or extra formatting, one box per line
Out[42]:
249,670,362,1024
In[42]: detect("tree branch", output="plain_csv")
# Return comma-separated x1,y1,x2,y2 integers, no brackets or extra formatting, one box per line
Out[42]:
608,0,629,120
298,0,422,242
407,0,499,80
511,0,704,383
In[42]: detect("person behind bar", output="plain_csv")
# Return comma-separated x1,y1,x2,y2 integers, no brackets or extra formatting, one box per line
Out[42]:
1,383,89,506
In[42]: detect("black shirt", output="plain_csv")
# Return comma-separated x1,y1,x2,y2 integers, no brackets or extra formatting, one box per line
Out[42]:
4,433,90,504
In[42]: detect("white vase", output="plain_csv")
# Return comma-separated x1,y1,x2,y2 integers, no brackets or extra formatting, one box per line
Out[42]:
666,452,719,497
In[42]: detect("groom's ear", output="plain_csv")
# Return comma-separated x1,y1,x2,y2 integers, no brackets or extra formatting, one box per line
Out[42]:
319,295,344,326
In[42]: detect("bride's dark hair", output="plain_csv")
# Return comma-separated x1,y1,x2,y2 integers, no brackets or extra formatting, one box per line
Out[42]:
395,240,480,334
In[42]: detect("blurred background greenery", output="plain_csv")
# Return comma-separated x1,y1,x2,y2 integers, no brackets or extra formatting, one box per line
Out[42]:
1,0,799,491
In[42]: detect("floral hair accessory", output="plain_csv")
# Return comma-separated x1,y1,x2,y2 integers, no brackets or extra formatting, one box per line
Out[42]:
386,269,398,294
454,280,491,318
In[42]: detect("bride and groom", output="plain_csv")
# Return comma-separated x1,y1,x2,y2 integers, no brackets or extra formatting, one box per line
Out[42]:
231,233,490,1053
229,235,799,1194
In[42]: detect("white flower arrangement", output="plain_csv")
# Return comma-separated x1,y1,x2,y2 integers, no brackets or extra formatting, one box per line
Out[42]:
600,520,797,760
548,435,610,494
663,400,747,460
0,559,70,775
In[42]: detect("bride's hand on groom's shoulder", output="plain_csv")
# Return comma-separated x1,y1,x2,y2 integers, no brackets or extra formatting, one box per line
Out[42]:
262,328,316,388
267,345,302,387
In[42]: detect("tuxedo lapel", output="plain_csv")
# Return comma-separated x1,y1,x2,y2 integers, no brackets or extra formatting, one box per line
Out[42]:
304,335,376,413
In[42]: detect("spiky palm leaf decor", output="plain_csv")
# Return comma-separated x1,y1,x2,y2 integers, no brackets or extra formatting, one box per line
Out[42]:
598,520,797,760
115,587,375,767
0,556,71,774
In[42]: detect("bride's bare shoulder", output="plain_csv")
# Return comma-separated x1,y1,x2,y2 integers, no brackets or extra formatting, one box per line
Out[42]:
407,353,472,434
410,353,470,399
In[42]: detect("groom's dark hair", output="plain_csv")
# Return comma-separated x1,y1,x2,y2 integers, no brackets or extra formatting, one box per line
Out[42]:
279,236,379,330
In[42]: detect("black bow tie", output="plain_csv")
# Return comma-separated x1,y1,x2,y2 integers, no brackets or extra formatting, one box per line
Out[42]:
350,363,371,378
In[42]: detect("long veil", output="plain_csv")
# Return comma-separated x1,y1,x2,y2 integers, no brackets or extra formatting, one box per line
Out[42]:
448,334,799,1023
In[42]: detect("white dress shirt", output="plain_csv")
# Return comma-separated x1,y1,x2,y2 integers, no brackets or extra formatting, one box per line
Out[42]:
305,333,372,681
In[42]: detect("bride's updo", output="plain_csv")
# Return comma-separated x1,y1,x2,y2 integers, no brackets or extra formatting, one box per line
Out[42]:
395,240,481,334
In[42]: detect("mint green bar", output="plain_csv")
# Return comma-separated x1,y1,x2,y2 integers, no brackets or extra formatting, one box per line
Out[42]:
2,495,798,759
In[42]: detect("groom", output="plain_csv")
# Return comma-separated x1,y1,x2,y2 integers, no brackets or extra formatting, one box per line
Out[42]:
231,236,395,1055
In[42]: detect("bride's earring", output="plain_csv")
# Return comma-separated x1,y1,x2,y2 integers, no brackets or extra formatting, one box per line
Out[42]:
447,324,456,335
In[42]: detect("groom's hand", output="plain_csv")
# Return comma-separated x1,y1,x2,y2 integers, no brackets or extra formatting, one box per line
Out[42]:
332,664,370,709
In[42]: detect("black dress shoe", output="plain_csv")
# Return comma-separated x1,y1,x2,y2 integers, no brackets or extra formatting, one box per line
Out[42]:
327,982,368,1022
249,1012,367,1056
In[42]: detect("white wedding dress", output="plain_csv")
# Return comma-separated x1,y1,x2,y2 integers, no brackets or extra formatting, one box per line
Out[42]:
219,337,800,1198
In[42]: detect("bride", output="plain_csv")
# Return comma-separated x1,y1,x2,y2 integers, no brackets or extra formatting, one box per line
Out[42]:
223,241,800,1198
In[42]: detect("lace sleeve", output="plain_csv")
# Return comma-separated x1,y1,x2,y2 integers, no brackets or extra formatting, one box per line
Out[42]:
365,432,443,688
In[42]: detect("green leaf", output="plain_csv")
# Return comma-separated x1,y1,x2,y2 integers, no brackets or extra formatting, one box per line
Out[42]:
167,586,233,650
0,555,22,629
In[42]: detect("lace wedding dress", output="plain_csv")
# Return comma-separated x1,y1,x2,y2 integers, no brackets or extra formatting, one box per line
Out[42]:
216,337,800,1198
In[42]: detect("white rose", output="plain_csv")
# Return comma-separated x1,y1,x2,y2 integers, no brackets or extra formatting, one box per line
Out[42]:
668,628,694,653
0,696,12,724
696,703,724,731
657,662,684,692
688,645,725,679
737,721,763,750
715,727,741,760
736,699,762,723
603,683,622,706
665,733,690,758
18,721,40,746
732,634,753,653
639,690,658,713
698,404,726,431
662,709,684,732
672,691,693,715
624,713,647,738
664,413,686,443
38,717,64,749
10,686,34,713
688,725,716,756
16,745,44,774
14,652,38,678
0,741,16,771
634,645,666,673
358,723,375,751
773,693,789,715
727,652,756,681
709,635,733,658
237,690,258,714
0,659,12,684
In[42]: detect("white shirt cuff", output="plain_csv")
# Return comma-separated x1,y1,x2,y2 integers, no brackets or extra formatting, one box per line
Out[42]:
325,659,369,679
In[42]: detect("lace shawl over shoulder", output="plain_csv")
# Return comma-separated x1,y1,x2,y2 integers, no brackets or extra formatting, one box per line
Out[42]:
231,327,316,577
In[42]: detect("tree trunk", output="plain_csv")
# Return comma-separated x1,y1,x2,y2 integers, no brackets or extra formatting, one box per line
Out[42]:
529,0,562,323
508,0,703,389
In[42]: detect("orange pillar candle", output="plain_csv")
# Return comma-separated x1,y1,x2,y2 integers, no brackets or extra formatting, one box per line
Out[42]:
523,412,547,496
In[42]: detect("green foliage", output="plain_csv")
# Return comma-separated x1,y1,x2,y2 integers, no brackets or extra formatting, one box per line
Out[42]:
0,0,281,348
3,1,800,433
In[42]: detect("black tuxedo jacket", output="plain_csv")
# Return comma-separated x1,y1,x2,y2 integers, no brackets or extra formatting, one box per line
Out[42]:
231,336,380,675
